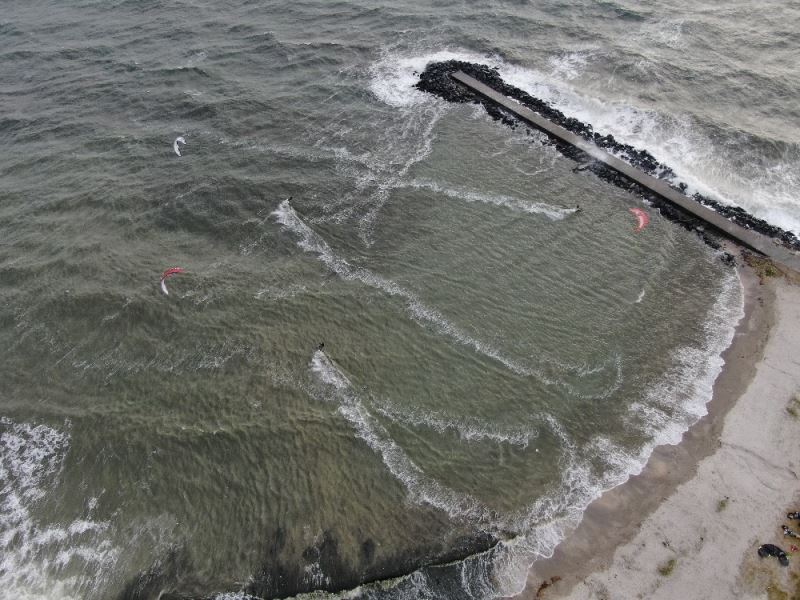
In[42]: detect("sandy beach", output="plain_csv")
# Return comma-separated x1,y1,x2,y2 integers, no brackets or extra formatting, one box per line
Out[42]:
521,258,800,600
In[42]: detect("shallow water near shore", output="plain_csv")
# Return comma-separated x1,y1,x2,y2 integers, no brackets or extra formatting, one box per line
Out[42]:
0,0,795,598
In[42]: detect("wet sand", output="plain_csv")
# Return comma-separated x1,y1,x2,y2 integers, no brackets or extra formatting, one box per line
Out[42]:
520,257,800,599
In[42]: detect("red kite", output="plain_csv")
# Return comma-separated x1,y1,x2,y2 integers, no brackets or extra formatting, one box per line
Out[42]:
629,208,649,232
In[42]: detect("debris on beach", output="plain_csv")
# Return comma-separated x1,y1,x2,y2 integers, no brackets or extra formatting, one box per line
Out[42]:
787,512,800,520
535,576,562,598
782,525,800,539
757,543,789,566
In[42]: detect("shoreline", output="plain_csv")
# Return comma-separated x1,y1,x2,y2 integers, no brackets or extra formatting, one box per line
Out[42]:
518,257,800,599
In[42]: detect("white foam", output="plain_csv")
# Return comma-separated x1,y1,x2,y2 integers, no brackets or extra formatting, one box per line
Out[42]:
310,351,493,522
356,105,445,244
547,50,596,81
275,200,531,378
629,267,744,450
373,400,537,448
369,269,742,599
294,264,743,600
0,418,119,600
369,49,501,108
640,19,687,49
403,179,571,220
275,200,624,400
513,267,744,569
495,60,800,235
370,47,800,235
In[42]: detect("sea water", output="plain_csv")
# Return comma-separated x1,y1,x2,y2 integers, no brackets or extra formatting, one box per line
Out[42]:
1,0,796,598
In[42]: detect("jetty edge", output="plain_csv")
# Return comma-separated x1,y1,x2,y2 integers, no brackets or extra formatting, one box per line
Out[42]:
415,60,800,273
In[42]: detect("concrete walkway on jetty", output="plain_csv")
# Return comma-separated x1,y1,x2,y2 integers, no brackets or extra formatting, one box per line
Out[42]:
451,71,800,273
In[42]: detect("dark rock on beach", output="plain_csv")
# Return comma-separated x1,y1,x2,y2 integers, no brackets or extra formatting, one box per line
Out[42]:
416,60,800,256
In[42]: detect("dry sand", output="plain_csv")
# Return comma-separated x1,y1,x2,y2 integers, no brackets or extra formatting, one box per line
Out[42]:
520,264,800,600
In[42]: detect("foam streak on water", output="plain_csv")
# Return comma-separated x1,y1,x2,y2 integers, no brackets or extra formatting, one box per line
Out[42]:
0,418,117,600
373,400,537,448
274,199,621,400
403,179,571,220
1,3,783,598
493,62,800,235
273,200,534,378
310,351,492,523
290,260,745,599
357,106,445,245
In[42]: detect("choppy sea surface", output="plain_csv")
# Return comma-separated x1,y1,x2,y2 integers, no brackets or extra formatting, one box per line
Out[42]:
1,1,797,598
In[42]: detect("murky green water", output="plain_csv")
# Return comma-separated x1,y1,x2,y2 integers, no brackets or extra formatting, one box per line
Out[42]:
4,0,797,598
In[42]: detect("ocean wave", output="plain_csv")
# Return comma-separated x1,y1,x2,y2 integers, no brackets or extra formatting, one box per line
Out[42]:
546,49,598,81
0,418,118,600
310,350,493,523
274,200,531,377
494,60,800,235
288,261,745,600
369,47,800,234
628,266,744,449
356,105,445,245
369,49,500,109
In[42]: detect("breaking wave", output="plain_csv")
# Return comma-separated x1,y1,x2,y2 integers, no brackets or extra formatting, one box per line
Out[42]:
0,418,119,600
369,47,800,234
289,260,743,599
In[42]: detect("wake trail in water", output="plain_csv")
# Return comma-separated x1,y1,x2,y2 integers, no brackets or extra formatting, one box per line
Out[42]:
310,348,620,542
274,200,622,398
494,59,800,235
0,418,119,600
274,200,530,377
403,179,572,220
303,349,704,600
373,400,538,448
357,106,445,245
310,350,492,523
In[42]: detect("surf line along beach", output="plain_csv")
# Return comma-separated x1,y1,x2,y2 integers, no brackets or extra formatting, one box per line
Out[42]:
522,266,800,599
416,62,800,598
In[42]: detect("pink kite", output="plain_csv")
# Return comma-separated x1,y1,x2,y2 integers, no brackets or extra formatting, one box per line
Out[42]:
160,267,185,295
629,208,649,232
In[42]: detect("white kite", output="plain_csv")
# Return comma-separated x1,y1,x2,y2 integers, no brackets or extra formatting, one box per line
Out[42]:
173,136,186,156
